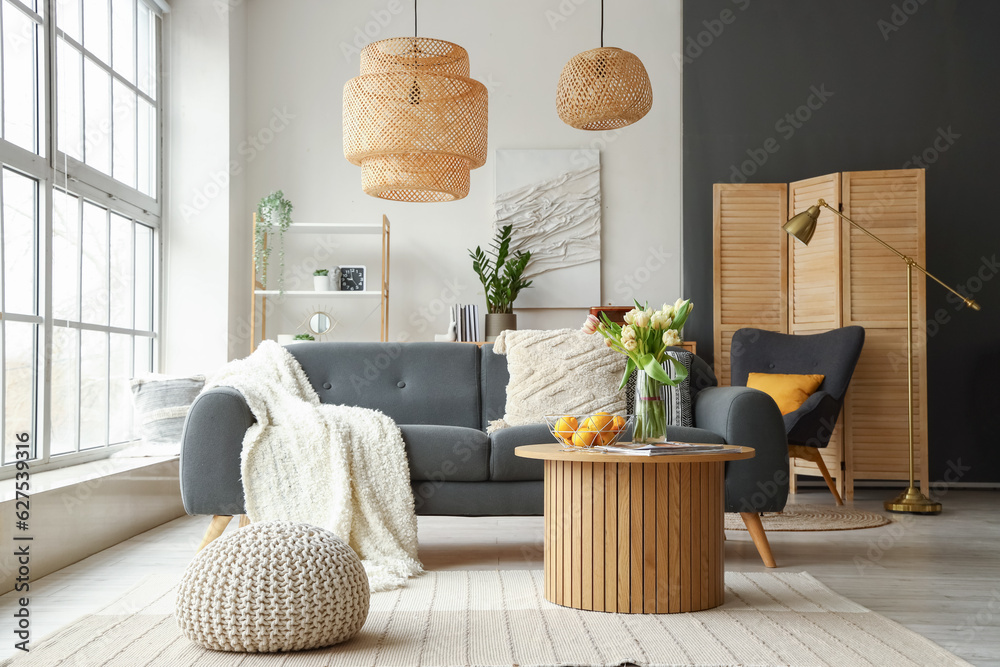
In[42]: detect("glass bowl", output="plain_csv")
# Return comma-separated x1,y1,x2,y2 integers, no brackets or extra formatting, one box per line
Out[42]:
543,414,635,449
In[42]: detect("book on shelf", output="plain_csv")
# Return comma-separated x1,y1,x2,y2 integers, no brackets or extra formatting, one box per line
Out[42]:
450,303,481,342
595,442,728,456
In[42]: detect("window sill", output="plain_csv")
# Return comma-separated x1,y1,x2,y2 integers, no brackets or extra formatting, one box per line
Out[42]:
0,454,177,503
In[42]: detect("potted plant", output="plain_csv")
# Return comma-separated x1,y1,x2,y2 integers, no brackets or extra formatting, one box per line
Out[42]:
254,190,294,294
313,269,331,291
469,224,533,341
293,334,315,342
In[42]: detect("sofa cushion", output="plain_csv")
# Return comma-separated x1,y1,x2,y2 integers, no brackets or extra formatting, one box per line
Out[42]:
287,342,482,429
489,423,554,481
400,424,489,483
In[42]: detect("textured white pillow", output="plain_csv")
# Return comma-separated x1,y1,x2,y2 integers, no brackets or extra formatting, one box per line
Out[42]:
490,328,626,431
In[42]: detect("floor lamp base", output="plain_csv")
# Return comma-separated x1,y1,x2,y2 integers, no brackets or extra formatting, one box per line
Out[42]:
884,486,942,514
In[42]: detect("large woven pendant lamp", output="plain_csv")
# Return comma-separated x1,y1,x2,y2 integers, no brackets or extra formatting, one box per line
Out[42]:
343,2,488,202
556,0,652,130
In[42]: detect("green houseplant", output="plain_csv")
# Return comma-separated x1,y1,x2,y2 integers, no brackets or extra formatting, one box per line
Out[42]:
469,224,533,341
313,268,331,292
254,190,294,294
293,334,315,341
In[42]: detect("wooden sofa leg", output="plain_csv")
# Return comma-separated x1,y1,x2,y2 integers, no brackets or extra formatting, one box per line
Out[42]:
740,512,777,568
197,515,233,552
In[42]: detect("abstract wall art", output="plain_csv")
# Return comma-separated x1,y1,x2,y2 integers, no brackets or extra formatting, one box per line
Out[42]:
494,149,601,308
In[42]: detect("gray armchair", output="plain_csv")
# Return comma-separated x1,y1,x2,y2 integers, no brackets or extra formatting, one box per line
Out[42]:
730,327,866,505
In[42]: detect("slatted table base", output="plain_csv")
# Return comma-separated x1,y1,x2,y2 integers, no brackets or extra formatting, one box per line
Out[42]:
543,459,725,613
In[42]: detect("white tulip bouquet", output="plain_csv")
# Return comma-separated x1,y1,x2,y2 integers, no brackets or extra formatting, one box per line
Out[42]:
581,298,693,441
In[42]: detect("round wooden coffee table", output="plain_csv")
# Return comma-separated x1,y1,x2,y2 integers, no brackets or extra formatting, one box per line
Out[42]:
515,443,754,614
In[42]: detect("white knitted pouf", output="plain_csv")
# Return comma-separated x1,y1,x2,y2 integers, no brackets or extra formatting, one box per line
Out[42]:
175,521,370,652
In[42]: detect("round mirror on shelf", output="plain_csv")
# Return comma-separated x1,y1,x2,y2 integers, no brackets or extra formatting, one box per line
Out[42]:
308,312,335,336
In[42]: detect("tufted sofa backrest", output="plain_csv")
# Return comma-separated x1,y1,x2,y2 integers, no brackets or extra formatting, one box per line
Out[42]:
286,342,482,429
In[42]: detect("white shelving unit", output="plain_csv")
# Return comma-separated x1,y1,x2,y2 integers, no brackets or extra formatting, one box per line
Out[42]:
251,215,390,351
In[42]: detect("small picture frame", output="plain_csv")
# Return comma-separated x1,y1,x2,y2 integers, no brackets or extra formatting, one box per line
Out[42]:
339,265,366,291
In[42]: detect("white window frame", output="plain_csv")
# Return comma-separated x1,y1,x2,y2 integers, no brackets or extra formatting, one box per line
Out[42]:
0,0,164,479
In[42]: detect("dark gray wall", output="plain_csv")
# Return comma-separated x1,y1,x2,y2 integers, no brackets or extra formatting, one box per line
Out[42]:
682,0,1000,483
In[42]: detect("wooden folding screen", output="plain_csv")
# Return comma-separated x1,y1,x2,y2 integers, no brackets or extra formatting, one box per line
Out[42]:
712,184,787,388
712,169,927,499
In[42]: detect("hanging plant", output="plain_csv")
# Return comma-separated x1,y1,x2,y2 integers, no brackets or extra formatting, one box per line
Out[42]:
254,190,294,293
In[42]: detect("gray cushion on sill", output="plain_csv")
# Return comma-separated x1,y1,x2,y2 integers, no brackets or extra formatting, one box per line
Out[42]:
132,374,206,445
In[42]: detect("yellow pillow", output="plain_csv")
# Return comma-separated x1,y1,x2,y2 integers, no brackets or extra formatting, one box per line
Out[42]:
746,373,825,415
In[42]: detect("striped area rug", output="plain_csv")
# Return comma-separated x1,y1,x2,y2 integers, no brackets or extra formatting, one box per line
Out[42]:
2,570,968,667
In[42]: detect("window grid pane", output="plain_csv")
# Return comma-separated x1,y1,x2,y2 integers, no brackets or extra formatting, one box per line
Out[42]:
3,321,38,463
2,168,38,317
0,0,160,473
2,1,44,155
49,325,79,455
79,329,108,450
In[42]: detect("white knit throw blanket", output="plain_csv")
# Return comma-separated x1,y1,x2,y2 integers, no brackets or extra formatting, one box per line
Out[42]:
204,341,423,592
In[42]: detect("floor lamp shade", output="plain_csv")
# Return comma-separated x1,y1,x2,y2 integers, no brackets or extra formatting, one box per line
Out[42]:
343,37,488,202
556,47,653,130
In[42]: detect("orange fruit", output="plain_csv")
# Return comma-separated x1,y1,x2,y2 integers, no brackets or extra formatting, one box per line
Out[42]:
572,429,599,448
553,416,578,444
582,412,613,433
611,415,627,434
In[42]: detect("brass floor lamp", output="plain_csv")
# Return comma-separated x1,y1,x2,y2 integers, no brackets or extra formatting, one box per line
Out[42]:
784,199,981,515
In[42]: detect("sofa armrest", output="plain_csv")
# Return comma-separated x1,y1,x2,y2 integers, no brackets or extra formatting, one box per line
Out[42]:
783,390,842,448
179,386,254,516
694,386,788,513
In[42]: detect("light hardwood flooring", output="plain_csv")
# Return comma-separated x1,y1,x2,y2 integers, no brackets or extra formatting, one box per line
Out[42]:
1,488,997,665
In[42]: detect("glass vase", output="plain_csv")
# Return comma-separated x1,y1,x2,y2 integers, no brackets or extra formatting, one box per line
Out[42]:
634,369,667,443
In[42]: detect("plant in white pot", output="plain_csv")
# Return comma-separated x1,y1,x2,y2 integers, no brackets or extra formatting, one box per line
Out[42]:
313,269,331,291
469,224,533,342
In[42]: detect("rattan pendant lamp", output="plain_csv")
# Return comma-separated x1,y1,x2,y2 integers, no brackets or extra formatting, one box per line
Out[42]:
342,1,488,202
556,0,652,130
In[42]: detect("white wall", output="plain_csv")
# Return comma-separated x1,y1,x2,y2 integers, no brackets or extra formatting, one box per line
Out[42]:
167,0,683,370
236,0,683,349
163,0,245,374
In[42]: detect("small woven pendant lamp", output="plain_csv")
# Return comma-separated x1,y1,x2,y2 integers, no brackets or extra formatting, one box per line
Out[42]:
556,0,652,131
343,2,488,202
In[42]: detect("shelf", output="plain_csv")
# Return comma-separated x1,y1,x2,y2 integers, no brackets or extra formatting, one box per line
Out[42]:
254,290,382,297
282,223,382,235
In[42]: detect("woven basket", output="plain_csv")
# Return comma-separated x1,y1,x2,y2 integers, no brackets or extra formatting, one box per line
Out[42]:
556,47,653,131
344,37,488,202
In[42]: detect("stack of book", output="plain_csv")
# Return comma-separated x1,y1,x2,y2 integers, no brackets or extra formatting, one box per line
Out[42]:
452,304,481,342
595,442,727,456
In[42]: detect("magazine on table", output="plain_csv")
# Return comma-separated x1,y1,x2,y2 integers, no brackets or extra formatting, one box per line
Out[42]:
595,442,728,456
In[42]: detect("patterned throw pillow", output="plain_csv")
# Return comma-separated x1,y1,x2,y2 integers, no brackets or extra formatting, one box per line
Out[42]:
624,350,694,428
130,374,206,444
489,329,626,431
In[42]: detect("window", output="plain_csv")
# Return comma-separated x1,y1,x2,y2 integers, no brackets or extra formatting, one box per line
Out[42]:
0,0,162,476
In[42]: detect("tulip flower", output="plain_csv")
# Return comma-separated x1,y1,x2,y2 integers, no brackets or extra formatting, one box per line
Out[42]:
581,314,600,335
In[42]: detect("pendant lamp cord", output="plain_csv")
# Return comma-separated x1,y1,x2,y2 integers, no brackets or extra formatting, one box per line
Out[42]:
600,0,604,47
414,0,418,37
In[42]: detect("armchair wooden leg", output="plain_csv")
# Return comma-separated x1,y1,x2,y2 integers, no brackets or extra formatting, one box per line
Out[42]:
238,514,251,528
197,515,233,552
789,445,843,505
740,512,777,568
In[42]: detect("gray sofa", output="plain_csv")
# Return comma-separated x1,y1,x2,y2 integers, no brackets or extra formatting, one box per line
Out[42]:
179,342,788,518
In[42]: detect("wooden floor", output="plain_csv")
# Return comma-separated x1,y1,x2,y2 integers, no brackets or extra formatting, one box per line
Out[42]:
1,488,997,665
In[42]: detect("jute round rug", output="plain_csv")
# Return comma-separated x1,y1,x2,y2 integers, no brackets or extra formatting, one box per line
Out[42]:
726,503,892,531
